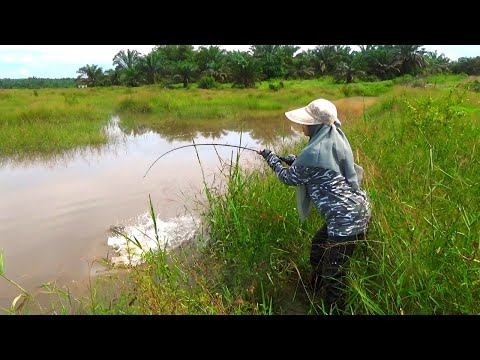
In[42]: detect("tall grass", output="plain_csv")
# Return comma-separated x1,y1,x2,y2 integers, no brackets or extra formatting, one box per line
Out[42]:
343,88,480,314
0,249,32,314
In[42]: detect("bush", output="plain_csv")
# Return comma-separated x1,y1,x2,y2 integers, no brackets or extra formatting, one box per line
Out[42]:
117,98,152,113
393,74,413,85
465,79,480,92
411,79,426,88
268,82,284,91
64,93,78,105
341,84,353,97
198,76,218,89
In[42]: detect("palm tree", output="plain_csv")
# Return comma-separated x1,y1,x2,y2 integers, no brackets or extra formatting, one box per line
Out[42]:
249,45,300,80
154,45,195,62
286,52,315,79
278,45,301,74
250,45,282,79
113,49,141,70
139,52,164,84
395,45,426,76
113,49,142,86
451,56,480,75
203,61,230,83
104,69,121,86
76,64,103,87
357,46,402,80
333,61,365,83
423,51,451,75
195,46,226,73
173,61,198,88
227,51,261,88
310,46,353,76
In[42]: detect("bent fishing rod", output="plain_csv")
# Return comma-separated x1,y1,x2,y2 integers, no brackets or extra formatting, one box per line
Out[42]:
143,143,261,178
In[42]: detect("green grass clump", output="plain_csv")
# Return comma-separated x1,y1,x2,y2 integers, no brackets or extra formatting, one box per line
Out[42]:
117,98,152,113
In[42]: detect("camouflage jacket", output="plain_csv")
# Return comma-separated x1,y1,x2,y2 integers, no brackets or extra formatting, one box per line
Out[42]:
265,152,371,237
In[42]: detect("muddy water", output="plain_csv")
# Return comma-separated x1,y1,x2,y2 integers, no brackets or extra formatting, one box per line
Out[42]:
0,97,373,313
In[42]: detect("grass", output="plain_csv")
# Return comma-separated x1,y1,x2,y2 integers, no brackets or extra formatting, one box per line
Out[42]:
2,78,479,314
0,88,112,160
343,87,480,314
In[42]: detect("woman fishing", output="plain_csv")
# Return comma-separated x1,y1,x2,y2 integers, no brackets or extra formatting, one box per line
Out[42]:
258,98,371,312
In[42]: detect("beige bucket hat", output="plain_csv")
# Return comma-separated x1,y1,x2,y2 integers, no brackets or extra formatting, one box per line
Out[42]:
285,98,339,126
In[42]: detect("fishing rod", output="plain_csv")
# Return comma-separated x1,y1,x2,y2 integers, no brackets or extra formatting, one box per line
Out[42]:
143,143,261,178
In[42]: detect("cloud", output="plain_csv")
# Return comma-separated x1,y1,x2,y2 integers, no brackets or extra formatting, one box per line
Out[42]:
0,45,156,78
0,45,156,64
0,52,37,64
422,45,480,61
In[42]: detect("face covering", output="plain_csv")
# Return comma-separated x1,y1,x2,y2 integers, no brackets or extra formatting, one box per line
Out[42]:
293,123,363,222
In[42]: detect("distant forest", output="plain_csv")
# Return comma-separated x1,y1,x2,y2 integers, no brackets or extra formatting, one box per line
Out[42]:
1,45,480,89
0,77,75,89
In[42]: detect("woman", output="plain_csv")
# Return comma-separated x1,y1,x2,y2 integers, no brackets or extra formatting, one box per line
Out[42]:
259,98,371,311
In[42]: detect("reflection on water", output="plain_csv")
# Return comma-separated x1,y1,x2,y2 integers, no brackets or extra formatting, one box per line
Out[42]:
119,114,299,144
0,96,375,313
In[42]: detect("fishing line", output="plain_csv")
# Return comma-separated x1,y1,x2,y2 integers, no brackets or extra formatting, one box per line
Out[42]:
143,143,260,178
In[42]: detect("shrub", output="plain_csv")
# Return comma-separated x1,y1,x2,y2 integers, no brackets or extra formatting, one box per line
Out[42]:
117,98,152,113
198,76,218,89
64,93,78,105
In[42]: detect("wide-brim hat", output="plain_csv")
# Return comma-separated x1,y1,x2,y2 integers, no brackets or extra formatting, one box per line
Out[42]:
285,98,339,126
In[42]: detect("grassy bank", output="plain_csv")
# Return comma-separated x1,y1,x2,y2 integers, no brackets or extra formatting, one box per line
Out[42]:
0,88,113,160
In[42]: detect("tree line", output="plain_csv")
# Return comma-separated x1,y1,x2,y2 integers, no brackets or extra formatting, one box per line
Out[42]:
0,77,75,89
2,45,480,89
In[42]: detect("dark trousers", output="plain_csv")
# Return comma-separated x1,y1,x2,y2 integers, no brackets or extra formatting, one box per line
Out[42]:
310,225,365,310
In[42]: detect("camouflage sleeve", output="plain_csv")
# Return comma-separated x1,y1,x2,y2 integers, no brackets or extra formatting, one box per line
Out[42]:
265,152,309,186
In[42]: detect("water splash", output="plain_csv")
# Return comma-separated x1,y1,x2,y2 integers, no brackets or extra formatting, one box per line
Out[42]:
107,213,200,267
103,115,126,139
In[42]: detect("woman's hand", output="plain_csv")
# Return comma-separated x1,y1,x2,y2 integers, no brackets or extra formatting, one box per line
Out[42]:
258,149,272,159
280,154,296,165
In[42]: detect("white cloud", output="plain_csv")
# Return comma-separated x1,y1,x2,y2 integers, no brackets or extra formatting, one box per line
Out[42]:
0,53,36,64
422,45,480,61
0,45,156,78
18,69,29,76
0,45,156,65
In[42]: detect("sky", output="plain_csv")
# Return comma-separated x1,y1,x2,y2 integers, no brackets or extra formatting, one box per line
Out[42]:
0,45,479,79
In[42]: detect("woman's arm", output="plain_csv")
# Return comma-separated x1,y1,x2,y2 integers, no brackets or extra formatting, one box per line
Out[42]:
264,152,309,186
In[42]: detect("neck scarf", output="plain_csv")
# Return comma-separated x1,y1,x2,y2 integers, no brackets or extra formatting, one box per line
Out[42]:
293,123,362,221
